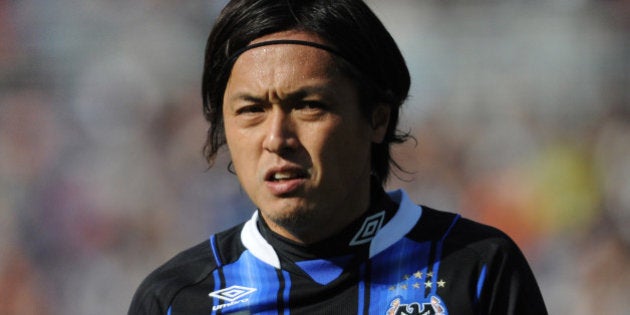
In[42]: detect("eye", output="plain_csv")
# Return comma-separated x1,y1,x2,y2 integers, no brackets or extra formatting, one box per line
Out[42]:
235,104,265,115
295,101,327,112
292,101,329,121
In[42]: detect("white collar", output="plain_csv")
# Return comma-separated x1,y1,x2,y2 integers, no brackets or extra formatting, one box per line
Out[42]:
240,189,423,268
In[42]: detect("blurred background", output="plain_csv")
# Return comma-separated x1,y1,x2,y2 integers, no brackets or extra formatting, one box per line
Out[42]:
0,0,628,314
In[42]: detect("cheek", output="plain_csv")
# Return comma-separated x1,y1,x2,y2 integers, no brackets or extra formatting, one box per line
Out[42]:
228,145,259,193
334,116,372,146
311,122,371,165
225,128,257,174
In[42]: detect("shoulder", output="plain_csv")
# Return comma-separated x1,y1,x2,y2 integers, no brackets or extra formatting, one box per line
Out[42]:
407,206,547,312
411,207,524,262
128,240,216,314
423,209,547,313
128,223,246,314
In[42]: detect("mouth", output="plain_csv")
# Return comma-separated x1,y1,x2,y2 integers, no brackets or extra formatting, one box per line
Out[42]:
264,167,310,196
266,169,310,182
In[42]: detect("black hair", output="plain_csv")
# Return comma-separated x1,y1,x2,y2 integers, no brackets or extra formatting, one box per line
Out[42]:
202,0,411,184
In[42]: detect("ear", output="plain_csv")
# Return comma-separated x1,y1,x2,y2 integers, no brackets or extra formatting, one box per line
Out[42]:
370,104,391,144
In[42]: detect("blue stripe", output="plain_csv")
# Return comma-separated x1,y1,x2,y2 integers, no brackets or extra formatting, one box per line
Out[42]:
357,263,366,315
368,238,432,313
210,269,221,315
209,235,223,315
209,234,222,267
282,270,291,315
441,214,461,242
476,265,488,303
430,259,440,296
219,251,282,314
167,305,172,315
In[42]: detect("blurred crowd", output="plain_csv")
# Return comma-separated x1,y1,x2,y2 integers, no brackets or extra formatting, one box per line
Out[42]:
0,0,628,314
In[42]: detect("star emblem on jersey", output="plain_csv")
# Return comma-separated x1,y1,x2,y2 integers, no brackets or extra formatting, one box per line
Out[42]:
208,285,257,302
386,270,449,314
349,211,385,246
388,270,447,291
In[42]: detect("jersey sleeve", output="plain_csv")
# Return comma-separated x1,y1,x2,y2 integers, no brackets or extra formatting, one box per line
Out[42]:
128,279,169,315
127,240,218,315
474,231,547,314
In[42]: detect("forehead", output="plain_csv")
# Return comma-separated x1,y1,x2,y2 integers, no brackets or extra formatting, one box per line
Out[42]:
227,32,346,92
232,45,336,78
238,31,340,70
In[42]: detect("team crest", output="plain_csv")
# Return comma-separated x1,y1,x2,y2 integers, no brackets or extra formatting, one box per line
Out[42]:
386,295,447,315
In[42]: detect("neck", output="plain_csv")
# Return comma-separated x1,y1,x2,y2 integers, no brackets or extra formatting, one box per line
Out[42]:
259,181,390,245
256,186,398,260
259,205,368,245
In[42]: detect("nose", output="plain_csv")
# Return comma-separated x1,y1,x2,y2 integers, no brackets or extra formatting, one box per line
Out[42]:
262,109,299,153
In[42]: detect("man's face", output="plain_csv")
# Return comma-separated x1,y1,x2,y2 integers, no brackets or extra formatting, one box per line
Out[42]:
222,31,389,243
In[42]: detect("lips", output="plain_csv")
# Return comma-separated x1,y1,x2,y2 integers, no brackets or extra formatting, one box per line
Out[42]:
267,169,309,181
264,166,309,195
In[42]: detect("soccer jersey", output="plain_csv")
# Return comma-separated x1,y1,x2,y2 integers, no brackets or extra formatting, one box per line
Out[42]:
128,189,547,314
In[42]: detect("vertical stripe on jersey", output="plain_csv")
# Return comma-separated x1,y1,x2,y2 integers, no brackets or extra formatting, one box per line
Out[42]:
209,235,223,267
476,265,488,304
423,241,438,298
428,214,461,297
275,269,285,314
280,270,291,315
218,251,283,314
358,262,371,315
209,235,224,315
210,268,223,315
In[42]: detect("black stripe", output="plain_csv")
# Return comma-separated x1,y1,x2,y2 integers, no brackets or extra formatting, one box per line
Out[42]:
216,267,226,315
275,269,286,315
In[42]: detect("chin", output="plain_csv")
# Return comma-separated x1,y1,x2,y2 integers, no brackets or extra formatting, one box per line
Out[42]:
264,203,317,229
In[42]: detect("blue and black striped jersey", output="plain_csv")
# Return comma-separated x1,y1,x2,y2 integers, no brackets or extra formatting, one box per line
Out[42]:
129,189,546,314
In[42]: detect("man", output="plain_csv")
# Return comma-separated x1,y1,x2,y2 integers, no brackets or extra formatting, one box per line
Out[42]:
129,0,547,314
